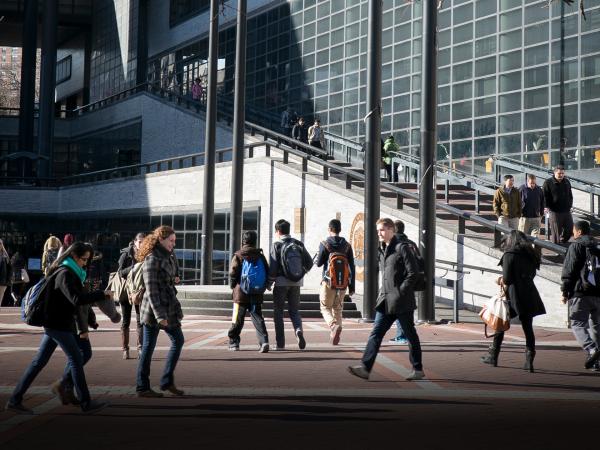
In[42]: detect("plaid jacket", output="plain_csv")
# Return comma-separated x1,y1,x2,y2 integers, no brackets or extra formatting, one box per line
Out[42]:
139,246,182,327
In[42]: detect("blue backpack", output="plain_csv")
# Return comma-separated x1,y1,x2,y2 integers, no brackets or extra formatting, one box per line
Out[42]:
21,267,63,326
240,256,267,295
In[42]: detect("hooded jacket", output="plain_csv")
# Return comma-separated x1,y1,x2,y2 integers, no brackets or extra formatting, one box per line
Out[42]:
561,234,600,298
229,245,270,305
314,236,356,293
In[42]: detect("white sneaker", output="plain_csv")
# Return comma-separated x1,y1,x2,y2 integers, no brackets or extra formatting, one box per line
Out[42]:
259,343,269,353
405,369,425,381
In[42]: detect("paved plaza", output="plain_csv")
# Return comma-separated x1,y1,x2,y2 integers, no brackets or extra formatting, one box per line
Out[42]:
0,307,598,450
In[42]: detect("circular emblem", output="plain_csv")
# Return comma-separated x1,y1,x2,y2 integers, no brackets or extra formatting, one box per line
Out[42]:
349,212,365,282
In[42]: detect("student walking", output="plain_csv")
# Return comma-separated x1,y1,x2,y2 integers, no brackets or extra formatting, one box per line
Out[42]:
314,219,355,345
228,231,270,352
292,117,309,144
493,174,522,230
481,231,546,371
561,220,600,371
268,219,313,350
136,226,185,398
348,218,425,381
518,174,545,237
6,242,113,414
543,165,573,244
308,119,325,152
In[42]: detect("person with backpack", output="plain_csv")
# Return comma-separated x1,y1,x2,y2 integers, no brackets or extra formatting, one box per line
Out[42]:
348,218,425,381
42,235,62,276
136,226,185,398
5,242,113,414
561,220,600,371
480,230,546,371
228,230,270,352
314,219,355,345
9,250,27,306
117,232,146,360
268,219,313,350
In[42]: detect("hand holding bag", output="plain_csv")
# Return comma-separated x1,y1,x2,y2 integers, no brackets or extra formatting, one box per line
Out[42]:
479,286,511,337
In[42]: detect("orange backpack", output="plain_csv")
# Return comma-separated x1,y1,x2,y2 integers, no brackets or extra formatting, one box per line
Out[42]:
323,241,351,290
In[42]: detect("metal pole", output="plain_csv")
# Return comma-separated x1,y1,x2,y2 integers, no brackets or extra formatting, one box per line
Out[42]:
229,0,247,272
418,0,438,323
559,0,566,166
362,0,382,322
200,0,219,285
38,0,58,178
18,0,38,163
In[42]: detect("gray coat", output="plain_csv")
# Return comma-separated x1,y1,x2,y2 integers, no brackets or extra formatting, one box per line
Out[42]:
140,245,182,327
376,235,418,315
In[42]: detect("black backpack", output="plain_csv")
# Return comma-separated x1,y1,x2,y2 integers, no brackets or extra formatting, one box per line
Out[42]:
397,240,426,291
279,239,313,282
581,243,600,294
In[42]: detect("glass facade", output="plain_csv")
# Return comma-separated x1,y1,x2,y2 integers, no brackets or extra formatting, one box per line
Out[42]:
0,208,260,285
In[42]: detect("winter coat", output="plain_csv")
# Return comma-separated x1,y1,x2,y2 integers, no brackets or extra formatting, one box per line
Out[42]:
44,267,106,333
542,176,573,213
117,244,136,279
140,245,182,327
229,245,269,305
499,247,546,319
561,234,600,298
0,255,11,286
375,235,418,315
314,236,356,293
493,187,522,219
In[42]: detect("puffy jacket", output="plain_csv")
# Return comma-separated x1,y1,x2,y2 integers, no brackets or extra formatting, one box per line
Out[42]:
561,235,600,298
493,187,522,219
314,236,356,293
229,245,269,305
376,235,418,315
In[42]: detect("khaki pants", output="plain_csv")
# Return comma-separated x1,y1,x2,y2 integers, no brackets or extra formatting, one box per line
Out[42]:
518,217,541,237
319,282,345,328
498,216,519,230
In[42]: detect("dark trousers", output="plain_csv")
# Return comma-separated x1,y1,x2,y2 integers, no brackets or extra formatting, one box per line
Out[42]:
61,336,93,390
272,285,303,349
10,328,91,405
362,310,423,371
120,301,143,348
383,163,392,182
549,211,573,244
136,324,184,391
228,303,269,346
495,315,536,351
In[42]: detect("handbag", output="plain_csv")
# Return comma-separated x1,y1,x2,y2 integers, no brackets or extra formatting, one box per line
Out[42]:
107,271,128,303
479,287,511,337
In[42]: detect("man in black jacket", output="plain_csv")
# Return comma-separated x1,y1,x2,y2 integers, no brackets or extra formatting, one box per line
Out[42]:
543,165,573,244
561,220,600,370
292,117,308,144
348,218,425,381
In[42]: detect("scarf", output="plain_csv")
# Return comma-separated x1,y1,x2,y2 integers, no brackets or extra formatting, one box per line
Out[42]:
61,257,87,284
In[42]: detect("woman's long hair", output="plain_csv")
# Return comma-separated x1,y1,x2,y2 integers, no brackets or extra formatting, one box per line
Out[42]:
136,226,175,262
502,230,540,268
47,242,94,276
43,235,62,252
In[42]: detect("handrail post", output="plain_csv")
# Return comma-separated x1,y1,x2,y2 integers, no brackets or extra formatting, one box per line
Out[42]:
397,194,404,210
283,150,289,164
302,157,308,173
494,228,502,248
265,143,271,157
323,165,329,180
458,216,466,235
345,174,352,190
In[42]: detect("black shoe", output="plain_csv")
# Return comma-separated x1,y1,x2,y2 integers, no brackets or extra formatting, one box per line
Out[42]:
81,400,109,414
523,349,536,373
480,354,498,367
348,365,370,380
136,389,164,398
161,385,184,396
584,350,600,370
5,401,34,415
296,330,306,350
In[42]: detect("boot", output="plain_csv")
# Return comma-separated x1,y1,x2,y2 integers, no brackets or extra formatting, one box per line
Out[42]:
121,328,130,360
523,348,536,373
480,333,504,367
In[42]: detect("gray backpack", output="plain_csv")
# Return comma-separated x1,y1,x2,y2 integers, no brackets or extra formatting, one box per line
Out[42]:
280,239,312,282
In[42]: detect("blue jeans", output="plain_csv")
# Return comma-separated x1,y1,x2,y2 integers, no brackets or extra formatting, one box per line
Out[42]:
136,324,185,392
10,328,91,405
395,320,406,339
362,310,423,372
61,336,93,390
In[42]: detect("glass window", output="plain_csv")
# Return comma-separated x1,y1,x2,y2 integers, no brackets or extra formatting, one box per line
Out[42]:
524,88,548,109
551,14,579,40
438,67,451,85
524,44,548,66
524,23,548,46
581,8,600,32
438,86,451,103
453,101,472,120
475,36,497,58
452,140,472,159
500,30,521,52
581,78,600,101
524,3,548,24
475,16,497,37
581,125,600,147
551,37,578,61
500,72,521,92
454,4,473,25
439,29,451,48
476,0,497,18
453,43,473,63
500,9,522,31
551,104,578,126
524,109,548,130
475,97,496,116
475,137,496,156
454,23,473,44
453,62,472,82
524,66,548,88
475,77,496,97
582,55,600,78
499,113,521,133
475,57,496,77
475,117,496,137
500,0,522,12
438,104,450,122
500,50,521,72
581,101,600,123
500,92,521,112
453,82,472,101
499,134,522,154
551,60,578,83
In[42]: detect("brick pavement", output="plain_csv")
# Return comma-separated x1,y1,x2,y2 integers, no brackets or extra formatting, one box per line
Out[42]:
0,307,598,450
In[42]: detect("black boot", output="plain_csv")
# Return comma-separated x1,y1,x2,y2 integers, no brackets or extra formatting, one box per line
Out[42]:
480,333,504,367
523,348,536,373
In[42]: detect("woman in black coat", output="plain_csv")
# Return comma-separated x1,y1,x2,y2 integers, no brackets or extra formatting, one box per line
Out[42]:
6,242,114,414
481,230,546,372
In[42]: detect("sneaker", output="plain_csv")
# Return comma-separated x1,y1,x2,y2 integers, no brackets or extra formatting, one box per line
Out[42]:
584,349,600,370
5,401,34,415
296,330,306,350
136,389,164,398
272,346,285,351
405,369,425,381
229,343,240,351
330,324,342,346
347,365,370,380
161,385,184,396
81,400,109,414
259,343,270,353
389,336,408,345
51,380,69,405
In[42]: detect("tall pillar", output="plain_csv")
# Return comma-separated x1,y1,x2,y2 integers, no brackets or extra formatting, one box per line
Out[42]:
37,0,58,178
18,0,38,162
136,0,149,87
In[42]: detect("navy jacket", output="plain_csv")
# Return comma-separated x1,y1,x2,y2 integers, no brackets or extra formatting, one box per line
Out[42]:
519,184,545,218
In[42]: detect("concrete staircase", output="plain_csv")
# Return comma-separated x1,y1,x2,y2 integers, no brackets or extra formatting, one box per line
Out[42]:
177,286,362,319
